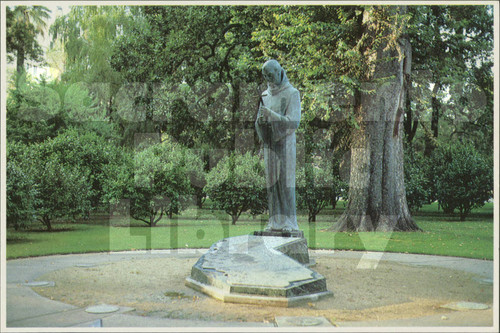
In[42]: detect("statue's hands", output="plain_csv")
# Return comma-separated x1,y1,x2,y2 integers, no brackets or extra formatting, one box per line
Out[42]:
257,112,266,124
258,106,270,124
259,106,281,122
259,106,272,117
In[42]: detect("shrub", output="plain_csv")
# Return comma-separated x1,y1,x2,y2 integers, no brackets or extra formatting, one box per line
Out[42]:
35,128,124,212
6,142,38,230
7,138,94,231
11,129,126,231
296,157,348,222
431,143,493,220
11,141,91,231
104,142,201,226
404,150,431,212
205,152,267,224
32,157,92,231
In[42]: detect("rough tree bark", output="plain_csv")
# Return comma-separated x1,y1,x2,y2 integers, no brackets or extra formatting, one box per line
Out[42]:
333,6,421,232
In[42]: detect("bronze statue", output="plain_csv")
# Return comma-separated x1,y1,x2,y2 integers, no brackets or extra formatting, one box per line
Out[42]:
255,60,301,232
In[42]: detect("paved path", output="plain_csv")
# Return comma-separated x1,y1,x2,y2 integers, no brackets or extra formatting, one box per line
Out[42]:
4,250,496,330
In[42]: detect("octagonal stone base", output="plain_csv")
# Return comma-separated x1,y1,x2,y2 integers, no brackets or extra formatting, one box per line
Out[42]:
185,235,332,307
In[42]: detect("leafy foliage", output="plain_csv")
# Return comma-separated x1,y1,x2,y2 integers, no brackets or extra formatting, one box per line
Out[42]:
104,142,203,226
50,6,126,85
6,128,126,231
6,5,51,72
430,143,493,220
205,152,266,224
49,6,132,144
17,144,91,231
404,150,431,212
7,74,65,144
109,6,265,150
6,142,39,230
297,156,347,222
31,156,92,231
252,6,363,149
35,129,124,210
7,75,119,144
406,5,493,155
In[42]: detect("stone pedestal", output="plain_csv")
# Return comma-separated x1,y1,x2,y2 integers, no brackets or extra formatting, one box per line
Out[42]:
185,235,332,307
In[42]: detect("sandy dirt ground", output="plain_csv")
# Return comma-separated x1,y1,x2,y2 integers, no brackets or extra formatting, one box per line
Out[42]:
34,255,493,324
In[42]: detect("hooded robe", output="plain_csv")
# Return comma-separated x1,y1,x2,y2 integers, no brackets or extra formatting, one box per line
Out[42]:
255,69,301,231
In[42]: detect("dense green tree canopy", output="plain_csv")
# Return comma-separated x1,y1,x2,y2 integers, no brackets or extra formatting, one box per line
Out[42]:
406,5,493,155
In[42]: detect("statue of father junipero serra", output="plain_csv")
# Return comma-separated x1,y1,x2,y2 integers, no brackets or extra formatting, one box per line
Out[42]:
255,59,301,232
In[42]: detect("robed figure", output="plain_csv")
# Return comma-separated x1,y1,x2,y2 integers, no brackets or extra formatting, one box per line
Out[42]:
255,60,301,232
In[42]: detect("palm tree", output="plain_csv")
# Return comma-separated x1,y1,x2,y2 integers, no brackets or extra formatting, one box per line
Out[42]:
6,5,51,73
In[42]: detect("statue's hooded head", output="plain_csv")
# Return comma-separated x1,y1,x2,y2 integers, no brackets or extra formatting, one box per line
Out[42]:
262,59,290,95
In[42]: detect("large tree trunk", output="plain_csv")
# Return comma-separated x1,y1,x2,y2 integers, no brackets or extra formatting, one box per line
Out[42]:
333,6,421,232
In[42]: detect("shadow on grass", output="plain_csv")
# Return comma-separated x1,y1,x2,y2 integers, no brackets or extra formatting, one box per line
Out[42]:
28,228,75,233
412,211,493,222
24,225,85,233
6,236,41,244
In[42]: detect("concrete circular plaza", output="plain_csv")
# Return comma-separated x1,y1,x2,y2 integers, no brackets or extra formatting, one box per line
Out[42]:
5,249,495,330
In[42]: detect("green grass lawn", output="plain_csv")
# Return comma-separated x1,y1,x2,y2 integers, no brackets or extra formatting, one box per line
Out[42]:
6,202,494,260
